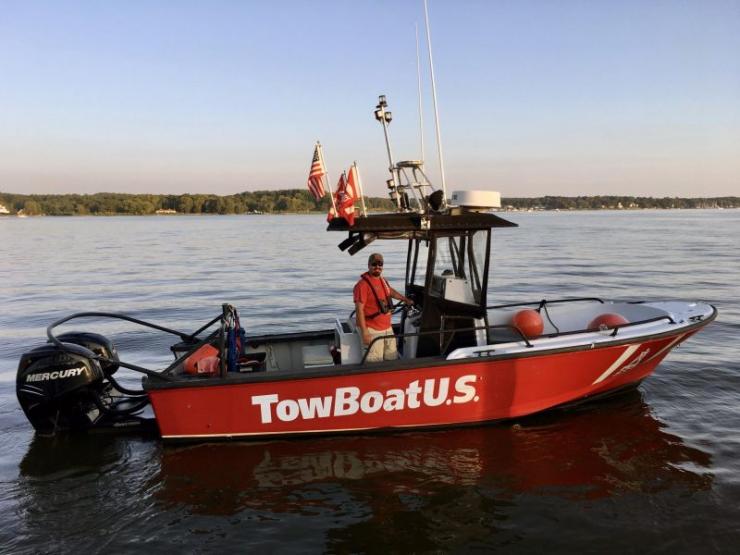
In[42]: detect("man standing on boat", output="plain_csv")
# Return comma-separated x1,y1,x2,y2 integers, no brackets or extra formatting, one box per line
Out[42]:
354,253,413,362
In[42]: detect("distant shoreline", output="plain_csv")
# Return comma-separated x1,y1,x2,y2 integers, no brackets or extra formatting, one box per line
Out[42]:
2,209,738,217
1,190,737,216
2,207,737,219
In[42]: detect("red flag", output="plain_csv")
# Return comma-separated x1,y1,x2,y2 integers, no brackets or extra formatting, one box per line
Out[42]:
307,144,326,201
346,164,360,203
327,171,356,226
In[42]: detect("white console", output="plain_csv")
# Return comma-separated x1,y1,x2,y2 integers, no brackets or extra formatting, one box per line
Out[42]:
334,317,363,365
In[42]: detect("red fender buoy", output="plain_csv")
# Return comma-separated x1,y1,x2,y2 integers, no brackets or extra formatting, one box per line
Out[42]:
588,313,629,331
512,309,544,338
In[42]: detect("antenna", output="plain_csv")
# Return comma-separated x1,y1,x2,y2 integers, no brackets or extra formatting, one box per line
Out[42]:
374,95,402,210
423,0,447,205
415,23,425,163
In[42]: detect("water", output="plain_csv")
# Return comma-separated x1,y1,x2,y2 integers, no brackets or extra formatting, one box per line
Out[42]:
1,211,738,552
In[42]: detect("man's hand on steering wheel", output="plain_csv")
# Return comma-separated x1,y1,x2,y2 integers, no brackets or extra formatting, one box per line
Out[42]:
391,295,416,314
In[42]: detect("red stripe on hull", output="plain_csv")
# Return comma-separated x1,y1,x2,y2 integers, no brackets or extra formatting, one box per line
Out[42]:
148,332,690,439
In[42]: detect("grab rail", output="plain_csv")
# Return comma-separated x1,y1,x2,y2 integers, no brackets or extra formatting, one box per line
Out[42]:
360,323,533,365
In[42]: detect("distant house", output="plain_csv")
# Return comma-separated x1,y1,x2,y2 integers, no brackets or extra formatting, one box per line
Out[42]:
0,203,9,215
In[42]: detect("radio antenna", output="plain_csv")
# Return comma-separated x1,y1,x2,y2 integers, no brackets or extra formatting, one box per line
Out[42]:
423,0,447,204
416,23,425,163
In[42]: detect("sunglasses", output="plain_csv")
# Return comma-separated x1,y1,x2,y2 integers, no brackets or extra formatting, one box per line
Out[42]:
370,261,384,267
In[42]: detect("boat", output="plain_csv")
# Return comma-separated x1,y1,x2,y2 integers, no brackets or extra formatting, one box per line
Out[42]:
16,96,716,441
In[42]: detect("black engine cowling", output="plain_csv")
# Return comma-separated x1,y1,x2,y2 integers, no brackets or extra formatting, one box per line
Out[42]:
56,331,120,375
17,342,106,435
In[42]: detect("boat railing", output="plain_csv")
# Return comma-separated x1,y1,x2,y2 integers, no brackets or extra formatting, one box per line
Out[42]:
487,297,676,338
359,311,677,365
538,314,676,341
47,306,678,374
46,311,227,381
487,297,606,310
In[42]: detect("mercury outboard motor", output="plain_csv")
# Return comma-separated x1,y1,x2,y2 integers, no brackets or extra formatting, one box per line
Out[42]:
16,333,150,436
17,342,106,435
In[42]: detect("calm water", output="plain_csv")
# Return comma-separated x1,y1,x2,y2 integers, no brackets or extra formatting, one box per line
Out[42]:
1,211,739,552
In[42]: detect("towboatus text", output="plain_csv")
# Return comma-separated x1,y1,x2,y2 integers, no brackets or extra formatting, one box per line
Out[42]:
251,375,478,424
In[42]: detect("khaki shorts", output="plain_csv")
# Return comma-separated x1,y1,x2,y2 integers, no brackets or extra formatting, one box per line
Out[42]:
365,327,398,362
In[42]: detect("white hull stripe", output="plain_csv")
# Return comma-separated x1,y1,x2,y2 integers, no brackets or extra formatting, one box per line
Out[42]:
643,333,686,364
592,344,642,385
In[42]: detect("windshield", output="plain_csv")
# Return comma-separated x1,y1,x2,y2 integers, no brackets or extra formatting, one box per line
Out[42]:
430,230,488,305
408,239,429,288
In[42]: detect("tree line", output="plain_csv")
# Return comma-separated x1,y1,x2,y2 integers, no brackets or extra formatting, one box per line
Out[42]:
0,190,737,216
504,195,739,210
0,190,396,216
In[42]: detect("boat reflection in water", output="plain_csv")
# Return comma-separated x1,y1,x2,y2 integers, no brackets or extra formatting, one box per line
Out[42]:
153,391,712,516
14,391,714,550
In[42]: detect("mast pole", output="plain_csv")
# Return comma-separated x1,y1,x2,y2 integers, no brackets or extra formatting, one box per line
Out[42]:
375,95,402,210
424,0,447,205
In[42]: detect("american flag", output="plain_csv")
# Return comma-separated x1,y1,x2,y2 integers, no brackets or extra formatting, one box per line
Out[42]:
307,144,326,201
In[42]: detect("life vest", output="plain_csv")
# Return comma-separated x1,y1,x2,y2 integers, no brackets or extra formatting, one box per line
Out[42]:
360,273,393,320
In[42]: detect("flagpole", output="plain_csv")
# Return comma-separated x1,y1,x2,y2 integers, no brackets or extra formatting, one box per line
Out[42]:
354,161,368,217
318,142,337,213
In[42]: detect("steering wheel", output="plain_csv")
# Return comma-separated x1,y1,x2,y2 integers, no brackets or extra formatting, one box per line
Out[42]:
391,301,407,315
392,295,420,315
350,295,419,319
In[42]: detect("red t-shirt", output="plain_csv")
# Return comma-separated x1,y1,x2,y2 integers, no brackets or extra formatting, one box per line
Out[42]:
353,273,392,330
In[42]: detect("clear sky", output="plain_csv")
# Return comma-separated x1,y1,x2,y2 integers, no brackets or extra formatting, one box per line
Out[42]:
1,0,738,198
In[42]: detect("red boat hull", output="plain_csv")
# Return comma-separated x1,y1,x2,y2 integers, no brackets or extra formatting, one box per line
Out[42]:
148,330,696,440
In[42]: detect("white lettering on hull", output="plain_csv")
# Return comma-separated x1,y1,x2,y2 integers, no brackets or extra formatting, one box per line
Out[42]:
251,375,478,425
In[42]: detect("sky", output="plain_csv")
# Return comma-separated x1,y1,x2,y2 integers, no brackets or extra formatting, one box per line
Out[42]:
1,0,739,198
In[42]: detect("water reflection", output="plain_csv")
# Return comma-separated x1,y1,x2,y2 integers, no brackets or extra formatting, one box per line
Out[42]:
152,391,712,516
13,434,161,553
12,391,716,552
